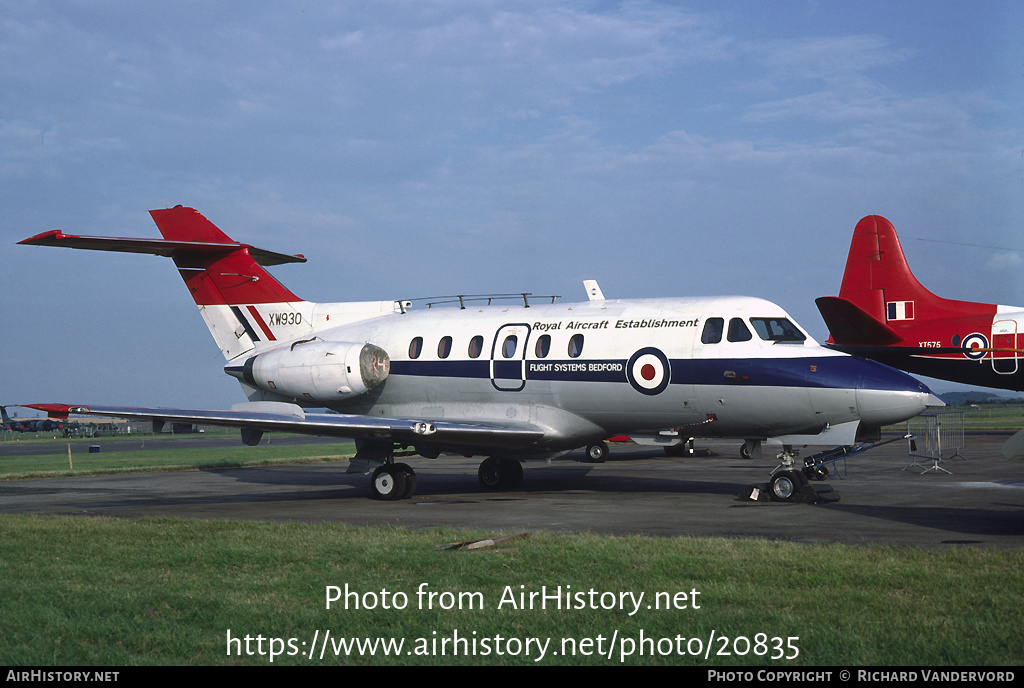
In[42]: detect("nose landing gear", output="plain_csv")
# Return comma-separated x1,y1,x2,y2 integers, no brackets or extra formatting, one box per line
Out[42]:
768,469,806,501
763,446,839,504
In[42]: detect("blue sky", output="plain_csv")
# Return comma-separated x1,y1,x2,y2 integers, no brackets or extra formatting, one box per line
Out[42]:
3,1,1023,409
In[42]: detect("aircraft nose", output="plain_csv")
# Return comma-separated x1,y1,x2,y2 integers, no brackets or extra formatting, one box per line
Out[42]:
854,360,940,427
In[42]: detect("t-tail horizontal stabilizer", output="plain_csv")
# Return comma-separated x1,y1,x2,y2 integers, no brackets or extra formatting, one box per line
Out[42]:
19,206,312,362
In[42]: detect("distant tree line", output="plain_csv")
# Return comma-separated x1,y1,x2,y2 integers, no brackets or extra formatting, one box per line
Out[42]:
941,391,1024,406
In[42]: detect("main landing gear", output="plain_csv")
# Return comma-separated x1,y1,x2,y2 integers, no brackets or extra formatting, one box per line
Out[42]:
477,457,524,491
370,463,417,500
368,456,524,500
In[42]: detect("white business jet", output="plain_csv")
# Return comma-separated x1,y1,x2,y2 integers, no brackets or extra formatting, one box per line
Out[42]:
20,206,937,501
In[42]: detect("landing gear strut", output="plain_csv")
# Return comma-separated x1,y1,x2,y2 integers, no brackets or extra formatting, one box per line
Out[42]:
478,457,524,491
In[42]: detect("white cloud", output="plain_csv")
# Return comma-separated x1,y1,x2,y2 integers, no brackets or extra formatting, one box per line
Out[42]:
987,252,1023,272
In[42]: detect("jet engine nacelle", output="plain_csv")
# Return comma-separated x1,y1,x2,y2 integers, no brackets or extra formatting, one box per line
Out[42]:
232,340,390,401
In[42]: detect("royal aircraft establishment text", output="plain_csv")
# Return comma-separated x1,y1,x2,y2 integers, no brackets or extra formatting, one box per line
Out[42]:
532,318,699,332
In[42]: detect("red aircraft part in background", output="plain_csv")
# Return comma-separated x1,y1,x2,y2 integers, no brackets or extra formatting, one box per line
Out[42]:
816,215,1024,393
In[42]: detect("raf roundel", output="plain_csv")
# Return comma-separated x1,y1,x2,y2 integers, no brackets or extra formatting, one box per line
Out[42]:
961,332,989,360
626,347,671,395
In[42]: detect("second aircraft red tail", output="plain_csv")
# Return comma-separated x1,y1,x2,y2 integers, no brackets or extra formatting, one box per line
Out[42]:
817,215,996,348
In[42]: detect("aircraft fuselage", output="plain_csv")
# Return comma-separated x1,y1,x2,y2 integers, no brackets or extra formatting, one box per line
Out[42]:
224,294,933,456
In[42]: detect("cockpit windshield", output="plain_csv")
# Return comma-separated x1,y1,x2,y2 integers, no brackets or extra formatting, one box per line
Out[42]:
749,317,806,343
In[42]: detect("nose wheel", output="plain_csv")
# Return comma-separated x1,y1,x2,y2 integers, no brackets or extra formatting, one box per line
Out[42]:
767,446,813,503
769,470,808,501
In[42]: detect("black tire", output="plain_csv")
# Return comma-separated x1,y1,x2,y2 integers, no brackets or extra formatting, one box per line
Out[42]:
478,457,523,491
769,471,800,502
371,465,407,500
500,458,523,489
585,442,608,463
478,457,503,490
393,462,417,499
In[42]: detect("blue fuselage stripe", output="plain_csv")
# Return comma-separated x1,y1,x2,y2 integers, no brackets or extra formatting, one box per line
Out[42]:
388,356,921,392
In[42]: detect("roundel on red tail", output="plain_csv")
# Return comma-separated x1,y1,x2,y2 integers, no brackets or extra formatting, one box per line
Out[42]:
626,347,671,395
961,332,989,360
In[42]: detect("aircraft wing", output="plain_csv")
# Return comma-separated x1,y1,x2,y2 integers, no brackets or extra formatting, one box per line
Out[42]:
21,402,546,449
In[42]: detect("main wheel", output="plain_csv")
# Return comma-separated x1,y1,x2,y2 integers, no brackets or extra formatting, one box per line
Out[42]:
478,457,523,491
371,465,408,500
393,462,418,499
500,458,523,489
585,442,608,463
769,471,800,502
478,457,503,490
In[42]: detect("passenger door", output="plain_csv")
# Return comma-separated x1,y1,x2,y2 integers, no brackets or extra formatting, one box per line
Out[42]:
992,319,1019,375
490,324,531,391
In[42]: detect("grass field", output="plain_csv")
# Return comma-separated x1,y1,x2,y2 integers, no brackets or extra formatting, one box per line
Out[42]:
953,404,1024,432
0,436,356,480
1,515,1021,666
906,404,1024,431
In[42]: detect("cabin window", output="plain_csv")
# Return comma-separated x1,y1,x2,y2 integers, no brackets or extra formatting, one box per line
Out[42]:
951,334,961,347
409,336,423,359
568,334,584,358
437,336,453,358
502,335,518,358
701,318,724,344
749,318,806,342
535,334,551,358
468,335,483,358
727,318,752,342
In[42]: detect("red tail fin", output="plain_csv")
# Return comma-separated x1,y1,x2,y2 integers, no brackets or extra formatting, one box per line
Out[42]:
149,206,304,306
149,206,235,243
834,215,992,327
